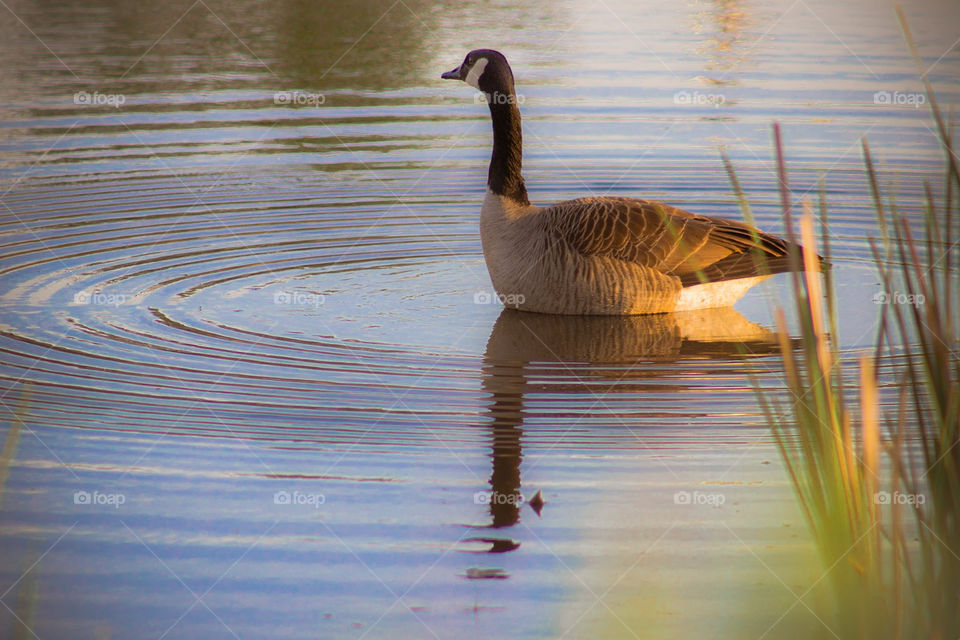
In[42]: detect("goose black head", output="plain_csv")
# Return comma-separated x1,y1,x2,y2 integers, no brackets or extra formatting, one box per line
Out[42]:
441,49,529,206
441,49,516,100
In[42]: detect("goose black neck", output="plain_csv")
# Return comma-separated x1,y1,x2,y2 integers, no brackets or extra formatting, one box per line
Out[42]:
487,99,529,206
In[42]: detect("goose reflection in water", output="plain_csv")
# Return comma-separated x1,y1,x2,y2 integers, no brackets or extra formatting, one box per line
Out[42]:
472,306,783,553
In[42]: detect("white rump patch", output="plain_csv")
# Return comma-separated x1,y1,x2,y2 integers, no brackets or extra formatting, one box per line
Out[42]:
465,57,489,90
673,276,769,311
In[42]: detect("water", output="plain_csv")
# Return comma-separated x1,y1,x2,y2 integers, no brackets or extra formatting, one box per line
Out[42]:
1,0,958,637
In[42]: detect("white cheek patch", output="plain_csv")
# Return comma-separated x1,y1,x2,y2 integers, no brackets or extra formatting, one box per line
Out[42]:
464,57,488,90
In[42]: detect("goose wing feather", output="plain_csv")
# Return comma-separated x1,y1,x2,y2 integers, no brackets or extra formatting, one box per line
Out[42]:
539,196,794,286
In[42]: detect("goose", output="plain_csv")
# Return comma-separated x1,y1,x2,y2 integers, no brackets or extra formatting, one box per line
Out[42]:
441,49,818,315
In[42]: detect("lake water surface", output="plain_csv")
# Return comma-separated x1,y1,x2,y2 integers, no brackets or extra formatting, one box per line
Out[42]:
1,0,958,638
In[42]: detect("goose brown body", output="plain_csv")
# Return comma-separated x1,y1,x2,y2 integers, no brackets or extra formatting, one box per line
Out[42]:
442,49,814,315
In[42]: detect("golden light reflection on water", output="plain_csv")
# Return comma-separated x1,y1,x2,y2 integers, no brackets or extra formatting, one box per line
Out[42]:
1,0,958,637
691,0,756,85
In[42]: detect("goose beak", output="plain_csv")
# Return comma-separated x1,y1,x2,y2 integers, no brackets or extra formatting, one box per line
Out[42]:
441,66,462,80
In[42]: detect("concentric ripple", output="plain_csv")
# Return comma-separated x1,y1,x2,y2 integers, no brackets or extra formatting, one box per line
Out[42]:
0,88,947,452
